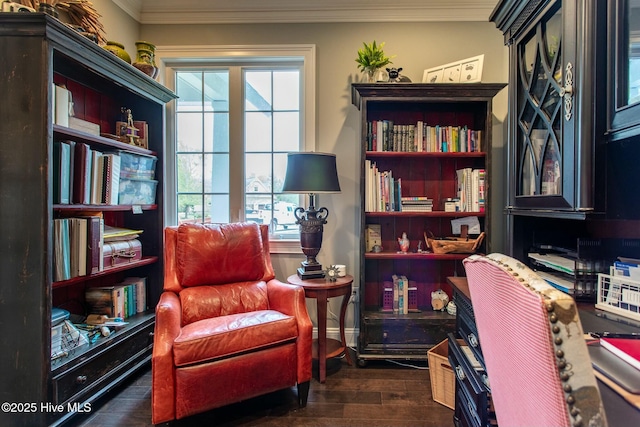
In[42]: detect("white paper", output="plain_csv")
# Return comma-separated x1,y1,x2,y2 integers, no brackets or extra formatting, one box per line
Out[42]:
451,216,481,234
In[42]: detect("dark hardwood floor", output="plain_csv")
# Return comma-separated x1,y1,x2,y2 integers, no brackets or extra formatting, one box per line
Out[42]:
70,350,455,426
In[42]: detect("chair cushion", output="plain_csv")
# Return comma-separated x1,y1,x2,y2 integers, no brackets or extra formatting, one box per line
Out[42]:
179,282,269,325
173,310,298,367
176,223,270,287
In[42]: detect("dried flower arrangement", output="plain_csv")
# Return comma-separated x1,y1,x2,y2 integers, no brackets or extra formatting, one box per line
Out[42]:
18,0,106,45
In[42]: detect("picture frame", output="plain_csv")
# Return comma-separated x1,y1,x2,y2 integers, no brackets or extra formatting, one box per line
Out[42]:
422,54,484,83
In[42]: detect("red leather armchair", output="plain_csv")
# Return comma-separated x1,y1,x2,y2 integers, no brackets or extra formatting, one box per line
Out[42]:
151,222,312,424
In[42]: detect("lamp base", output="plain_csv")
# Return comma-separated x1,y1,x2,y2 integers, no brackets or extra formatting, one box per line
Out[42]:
297,261,325,280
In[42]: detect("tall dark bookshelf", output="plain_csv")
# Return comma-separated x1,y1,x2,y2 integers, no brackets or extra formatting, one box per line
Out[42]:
0,14,175,426
351,83,505,363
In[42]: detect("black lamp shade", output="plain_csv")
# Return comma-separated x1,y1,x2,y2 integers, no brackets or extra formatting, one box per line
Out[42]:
282,152,341,193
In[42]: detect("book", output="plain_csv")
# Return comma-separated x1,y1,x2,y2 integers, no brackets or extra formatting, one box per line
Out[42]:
72,142,92,204
600,337,640,371
53,141,71,204
90,150,104,204
86,285,126,318
101,153,121,205
54,84,70,127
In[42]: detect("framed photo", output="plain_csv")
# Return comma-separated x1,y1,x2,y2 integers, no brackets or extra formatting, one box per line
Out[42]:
423,67,444,83
422,54,484,83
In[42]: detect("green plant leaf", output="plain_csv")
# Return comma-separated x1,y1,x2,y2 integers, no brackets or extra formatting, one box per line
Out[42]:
355,40,394,72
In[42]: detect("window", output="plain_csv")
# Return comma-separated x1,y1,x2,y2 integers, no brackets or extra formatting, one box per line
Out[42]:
157,45,316,252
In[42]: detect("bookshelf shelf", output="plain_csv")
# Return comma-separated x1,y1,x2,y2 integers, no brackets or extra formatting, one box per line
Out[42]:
366,151,486,158
52,256,159,289
366,211,485,218
53,204,158,212
352,83,505,363
364,252,468,261
53,125,158,157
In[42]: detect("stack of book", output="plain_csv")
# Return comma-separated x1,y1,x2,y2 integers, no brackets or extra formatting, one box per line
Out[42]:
382,275,418,314
53,214,104,281
85,277,148,319
400,197,433,212
455,167,486,212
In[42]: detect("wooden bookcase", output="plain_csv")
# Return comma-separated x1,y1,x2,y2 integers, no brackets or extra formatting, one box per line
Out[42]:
351,83,505,363
0,14,175,426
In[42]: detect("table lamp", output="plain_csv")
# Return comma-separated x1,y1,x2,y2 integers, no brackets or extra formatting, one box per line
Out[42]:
282,152,341,279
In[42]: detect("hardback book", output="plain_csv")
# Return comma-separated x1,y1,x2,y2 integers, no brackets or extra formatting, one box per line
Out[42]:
101,153,121,205
90,150,104,204
600,337,640,371
53,141,71,204
78,214,104,274
72,142,92,204
86,285,126,318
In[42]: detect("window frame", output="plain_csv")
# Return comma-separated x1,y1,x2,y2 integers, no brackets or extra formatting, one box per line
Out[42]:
156,44,316,253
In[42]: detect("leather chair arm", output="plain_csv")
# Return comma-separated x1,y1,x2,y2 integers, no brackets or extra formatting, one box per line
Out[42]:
151,291,182,424
267,279,313,384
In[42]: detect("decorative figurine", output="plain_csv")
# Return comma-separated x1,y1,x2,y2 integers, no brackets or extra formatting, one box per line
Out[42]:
121,107,140,146
431,289,450,311
397,232,410,253
386,67,412,82
325,265,340,282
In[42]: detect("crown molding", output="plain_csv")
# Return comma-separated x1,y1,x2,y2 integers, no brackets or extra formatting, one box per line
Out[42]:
113,0,496,24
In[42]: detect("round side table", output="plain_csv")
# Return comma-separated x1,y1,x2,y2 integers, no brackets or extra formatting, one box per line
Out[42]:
287,274,354,383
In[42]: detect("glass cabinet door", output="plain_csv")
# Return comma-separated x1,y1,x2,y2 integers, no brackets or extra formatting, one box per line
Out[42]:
609,0,640,137
513,0,575,209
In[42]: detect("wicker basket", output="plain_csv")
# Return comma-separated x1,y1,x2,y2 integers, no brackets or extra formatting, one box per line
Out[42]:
427,339,455,409
424,231,485,254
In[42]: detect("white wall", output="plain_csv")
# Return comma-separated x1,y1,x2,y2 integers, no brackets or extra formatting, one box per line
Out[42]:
95,3,510,341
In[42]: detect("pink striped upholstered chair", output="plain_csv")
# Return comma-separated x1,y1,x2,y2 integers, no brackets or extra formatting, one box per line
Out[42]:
463,253,607,427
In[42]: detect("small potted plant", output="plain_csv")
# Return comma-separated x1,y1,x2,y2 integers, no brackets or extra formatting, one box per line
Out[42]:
355,40,394,82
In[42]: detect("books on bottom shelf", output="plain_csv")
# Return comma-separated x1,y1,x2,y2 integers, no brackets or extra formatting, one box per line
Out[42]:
381,275,419,314
85,277,147,319
600,337,640,371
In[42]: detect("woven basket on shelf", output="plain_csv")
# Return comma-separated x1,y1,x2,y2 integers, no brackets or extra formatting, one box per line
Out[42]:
424,231,485,254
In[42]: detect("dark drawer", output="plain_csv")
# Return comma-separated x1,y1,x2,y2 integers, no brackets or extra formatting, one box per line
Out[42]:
457,310,485,366
362,315,455,347
456,378,483,427
52,321,154,404
448,333,489,425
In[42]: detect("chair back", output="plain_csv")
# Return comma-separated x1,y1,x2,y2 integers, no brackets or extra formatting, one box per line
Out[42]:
163,223,276,324
463,253,607,427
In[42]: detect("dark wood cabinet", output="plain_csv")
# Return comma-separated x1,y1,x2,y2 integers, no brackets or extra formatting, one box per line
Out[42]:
351,83,504,363
0,14,175,427
492,0,608,214
492,1,640,300
607,0,640,140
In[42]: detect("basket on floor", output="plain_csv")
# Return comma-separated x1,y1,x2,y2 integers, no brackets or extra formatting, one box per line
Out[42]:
427,339,455,409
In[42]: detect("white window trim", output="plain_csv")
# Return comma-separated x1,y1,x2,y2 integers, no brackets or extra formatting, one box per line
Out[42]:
156,44,316,254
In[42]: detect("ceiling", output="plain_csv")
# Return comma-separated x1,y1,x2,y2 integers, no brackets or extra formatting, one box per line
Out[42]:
112,0,498,25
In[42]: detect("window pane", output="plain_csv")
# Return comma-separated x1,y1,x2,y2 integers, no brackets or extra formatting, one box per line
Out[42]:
177,194,202,224
206,194,229,223
246,153,273,192
204,71,229,111
177,113,203,152
273,152,288,193
177,153,202,193
273,112,299,152
204,112,229,152
204,153,229,193
273,71,299,110
245,111,272,152
245,71,272,111
176,72,203,111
